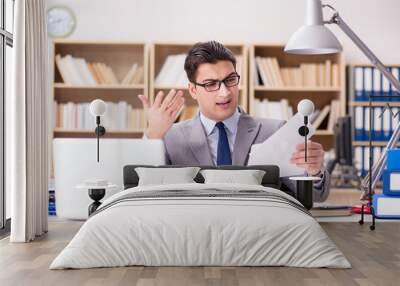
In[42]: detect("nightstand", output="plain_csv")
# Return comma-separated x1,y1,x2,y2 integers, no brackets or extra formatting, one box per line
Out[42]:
76,182,117,216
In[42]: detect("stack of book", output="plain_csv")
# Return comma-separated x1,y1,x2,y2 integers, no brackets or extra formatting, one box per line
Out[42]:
354,106,400,142
351,65,400,178
353,66,400,101
121,63,144,85
53,101,146,130
253,98,340,130
373,149,400,218
310,99,341,131
253,98,293,121
354,146,384,178
155,54,243,87
55,54,144,86
254,57,340,88
155,54,188,86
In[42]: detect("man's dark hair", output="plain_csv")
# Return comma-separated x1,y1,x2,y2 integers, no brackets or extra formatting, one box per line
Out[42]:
184,41,236,83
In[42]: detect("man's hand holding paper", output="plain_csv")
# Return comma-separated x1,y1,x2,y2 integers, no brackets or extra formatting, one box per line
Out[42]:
248,113,324,177
291,141,324,176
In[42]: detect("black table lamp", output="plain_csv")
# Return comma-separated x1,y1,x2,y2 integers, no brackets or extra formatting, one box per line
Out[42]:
297,99,314,163
89,99,106,162
290,99,321,210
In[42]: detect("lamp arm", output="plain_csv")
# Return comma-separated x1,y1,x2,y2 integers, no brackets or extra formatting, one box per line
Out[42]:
326,12,400,92
324,8,400,198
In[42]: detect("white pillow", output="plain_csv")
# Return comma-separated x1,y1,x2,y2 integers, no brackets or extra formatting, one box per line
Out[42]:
135,167,201,186
200,169,266,185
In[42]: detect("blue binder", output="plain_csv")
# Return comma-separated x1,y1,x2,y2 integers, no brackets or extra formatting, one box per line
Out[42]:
364,67,373,101
354,106,364,141
373,194,400,219
387,149,400,170
354,67,364,101
383,169,400,196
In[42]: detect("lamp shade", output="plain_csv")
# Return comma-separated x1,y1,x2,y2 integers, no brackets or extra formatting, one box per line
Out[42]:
89,99,106,117
297,99,315,116
284,0,342,55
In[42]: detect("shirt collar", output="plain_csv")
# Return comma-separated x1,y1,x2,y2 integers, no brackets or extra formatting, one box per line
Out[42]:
200,107,241,136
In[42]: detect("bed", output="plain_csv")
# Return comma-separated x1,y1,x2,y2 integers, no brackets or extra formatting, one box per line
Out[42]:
50,165,351,269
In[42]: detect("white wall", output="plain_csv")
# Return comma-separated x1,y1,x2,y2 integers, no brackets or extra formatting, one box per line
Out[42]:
46,0,400,64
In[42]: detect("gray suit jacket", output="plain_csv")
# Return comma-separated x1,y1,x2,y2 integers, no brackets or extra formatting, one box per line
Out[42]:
163,111,330,202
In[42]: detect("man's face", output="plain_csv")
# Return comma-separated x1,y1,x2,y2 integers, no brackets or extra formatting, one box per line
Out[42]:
188,60,239,122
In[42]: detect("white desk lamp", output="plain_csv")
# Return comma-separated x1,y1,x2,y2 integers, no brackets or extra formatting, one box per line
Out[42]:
285,0,400,229
89,99,107,162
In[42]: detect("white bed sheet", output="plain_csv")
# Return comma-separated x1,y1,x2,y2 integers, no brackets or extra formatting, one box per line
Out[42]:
50,183,351,269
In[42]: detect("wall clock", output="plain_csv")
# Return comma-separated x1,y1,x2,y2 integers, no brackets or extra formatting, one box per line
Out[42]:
47,6,76,38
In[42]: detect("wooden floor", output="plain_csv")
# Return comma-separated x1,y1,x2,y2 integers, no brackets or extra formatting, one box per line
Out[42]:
1,220,400,286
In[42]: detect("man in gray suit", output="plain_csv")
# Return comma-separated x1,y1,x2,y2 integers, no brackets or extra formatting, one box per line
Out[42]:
139,41,329,202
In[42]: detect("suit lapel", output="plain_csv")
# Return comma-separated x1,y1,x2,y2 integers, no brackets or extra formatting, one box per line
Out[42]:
232,113,261,165
184,115,214,165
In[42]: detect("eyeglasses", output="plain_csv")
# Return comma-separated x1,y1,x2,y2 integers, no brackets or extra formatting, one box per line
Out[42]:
192,73,240,92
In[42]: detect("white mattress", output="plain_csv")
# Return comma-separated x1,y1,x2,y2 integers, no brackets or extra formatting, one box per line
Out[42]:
50,183,351,269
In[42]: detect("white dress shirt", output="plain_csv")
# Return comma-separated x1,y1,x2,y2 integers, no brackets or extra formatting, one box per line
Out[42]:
199,108,241,166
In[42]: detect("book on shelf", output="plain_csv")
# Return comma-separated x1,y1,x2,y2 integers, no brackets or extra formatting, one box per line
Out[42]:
55,54,144,86
308,99,340,132
122,63,144,85
352,65,400,101
253,98,293,121
353,105,400,142
354,145,386,178
268,57,277,86
255,57,269,86
331,63,340,87
155,53,243,87
179,105,199,121
325,59,331,86
327,99,341,132
131,66,144,84
75,57,97,86
54,101,146,131
312,105,330,130
309,109,321,124
350,65,400,179
155,54,188,86
235,55,243,79
318,63,325,86
254,57,339,88
90,63,103,84
98,62,118,84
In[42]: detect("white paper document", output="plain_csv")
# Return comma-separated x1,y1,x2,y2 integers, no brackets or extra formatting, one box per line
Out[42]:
248,113,315,177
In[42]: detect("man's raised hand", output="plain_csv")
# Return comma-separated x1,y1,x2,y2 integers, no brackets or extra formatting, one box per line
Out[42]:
138,89,185,139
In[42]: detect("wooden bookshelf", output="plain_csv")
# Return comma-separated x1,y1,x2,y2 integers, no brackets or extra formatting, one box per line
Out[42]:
54,128,144,138
350,101,400,107
353,141,391,147
149,42,249,117
348,64,400,178
249,44,346,150
52,40,149,138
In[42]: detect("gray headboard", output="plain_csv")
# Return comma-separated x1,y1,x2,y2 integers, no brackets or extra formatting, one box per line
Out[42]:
123,165,281,190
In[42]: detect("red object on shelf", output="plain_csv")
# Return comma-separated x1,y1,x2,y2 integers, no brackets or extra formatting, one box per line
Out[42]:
351,204,372,214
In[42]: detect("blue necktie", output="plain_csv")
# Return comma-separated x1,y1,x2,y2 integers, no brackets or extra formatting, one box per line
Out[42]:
216,122,232,165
